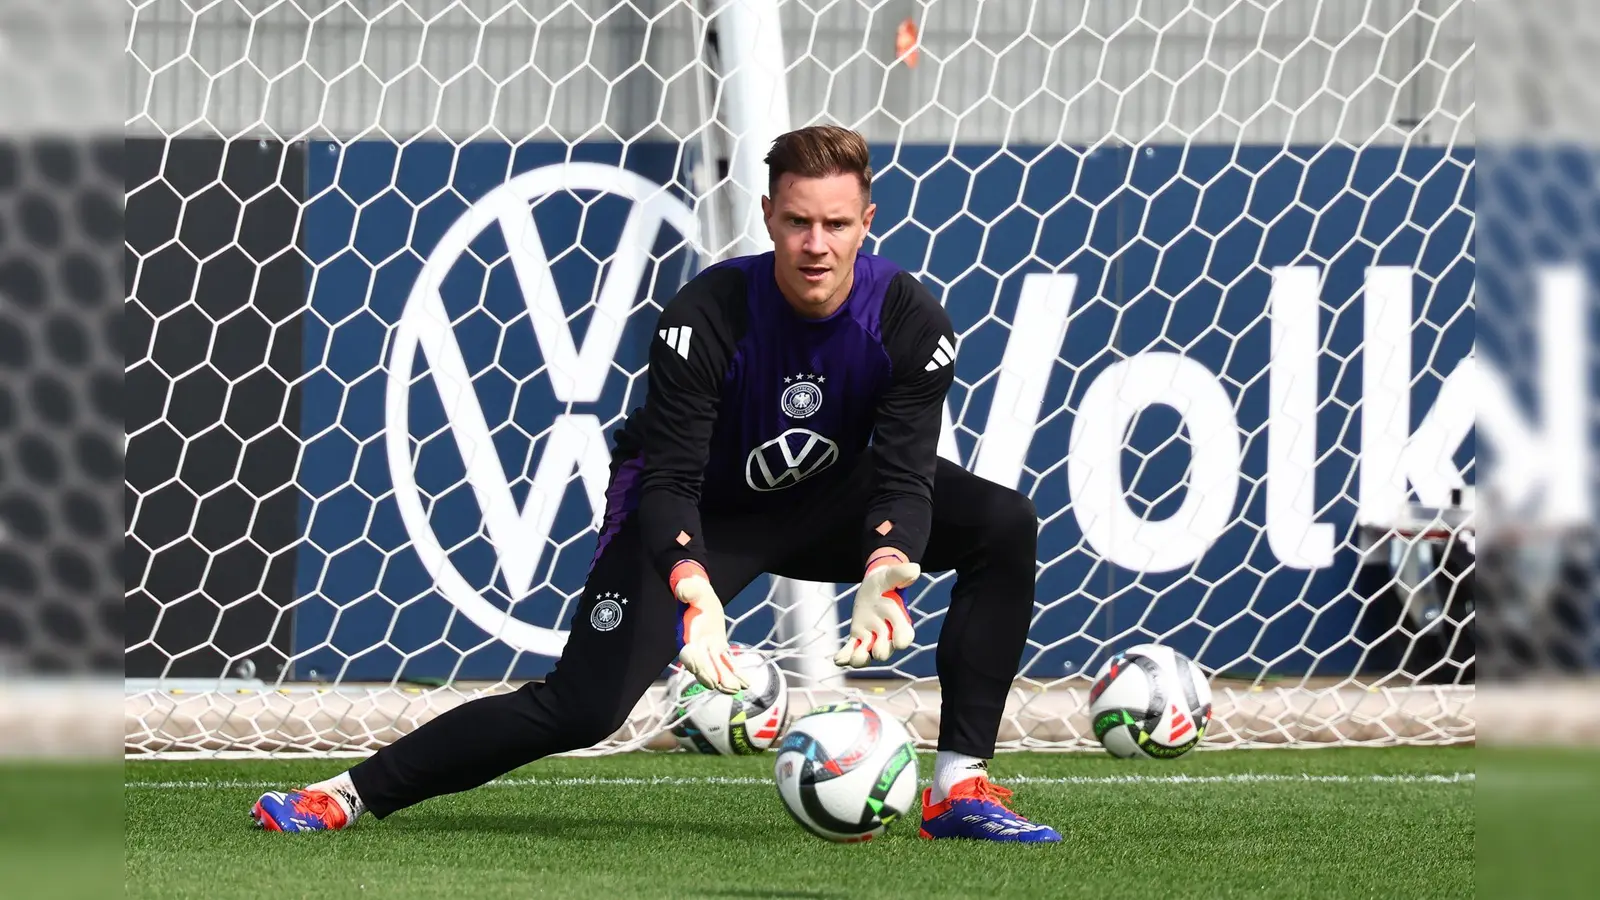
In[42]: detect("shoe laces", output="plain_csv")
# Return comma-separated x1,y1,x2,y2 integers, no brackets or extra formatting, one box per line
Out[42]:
289,790,346,825
948,776,1016,810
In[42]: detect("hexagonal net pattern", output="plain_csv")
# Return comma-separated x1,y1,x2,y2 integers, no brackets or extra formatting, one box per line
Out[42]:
1,0,123,682
125,0,1475,756
0,142,122,677
1471,0,1600,726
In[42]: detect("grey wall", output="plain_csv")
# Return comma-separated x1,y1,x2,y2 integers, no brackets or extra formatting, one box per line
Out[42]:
127,0,1472,146
1476,0,1594,142
2,0,124,136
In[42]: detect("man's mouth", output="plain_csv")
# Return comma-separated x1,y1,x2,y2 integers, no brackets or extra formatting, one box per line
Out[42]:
799,265,829,283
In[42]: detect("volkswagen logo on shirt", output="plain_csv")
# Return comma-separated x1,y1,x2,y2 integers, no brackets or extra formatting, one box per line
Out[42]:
745,428,840,491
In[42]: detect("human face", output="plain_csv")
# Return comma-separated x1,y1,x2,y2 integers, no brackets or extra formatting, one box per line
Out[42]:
761,172,876,318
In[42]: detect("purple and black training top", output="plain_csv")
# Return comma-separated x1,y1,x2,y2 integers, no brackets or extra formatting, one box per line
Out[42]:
609,250,956,583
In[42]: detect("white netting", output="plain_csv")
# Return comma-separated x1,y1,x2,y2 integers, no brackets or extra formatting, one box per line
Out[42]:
1471,0,1600,738
125,0,1477,756
0,0,123,757
0,0,122,677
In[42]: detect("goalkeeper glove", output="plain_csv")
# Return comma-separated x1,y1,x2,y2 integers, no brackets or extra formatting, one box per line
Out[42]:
834,552,919,668
671,561,748,695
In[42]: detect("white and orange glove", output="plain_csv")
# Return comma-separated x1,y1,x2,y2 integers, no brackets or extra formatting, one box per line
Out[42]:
834,551,919,668
671,561,748,695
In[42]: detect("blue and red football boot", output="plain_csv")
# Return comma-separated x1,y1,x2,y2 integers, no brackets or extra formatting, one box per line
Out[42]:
919,776,1061,843
251,788,353,833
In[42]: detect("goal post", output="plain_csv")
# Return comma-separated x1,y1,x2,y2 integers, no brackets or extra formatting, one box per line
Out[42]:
697,0,845,692
125,0,1477,756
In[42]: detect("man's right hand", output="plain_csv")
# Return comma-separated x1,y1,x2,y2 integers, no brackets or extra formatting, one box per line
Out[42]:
671,561,748,695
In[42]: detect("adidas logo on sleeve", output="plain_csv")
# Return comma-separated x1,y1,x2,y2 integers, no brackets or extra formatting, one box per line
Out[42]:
925,334,956,371
659,325,692,359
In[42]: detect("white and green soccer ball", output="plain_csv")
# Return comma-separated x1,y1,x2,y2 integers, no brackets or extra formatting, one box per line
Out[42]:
666,647,788,755
772,701,919,843
1089,643,1213,760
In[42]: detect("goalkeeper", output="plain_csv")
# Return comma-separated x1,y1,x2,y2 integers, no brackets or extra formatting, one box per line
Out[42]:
253,125,1059,843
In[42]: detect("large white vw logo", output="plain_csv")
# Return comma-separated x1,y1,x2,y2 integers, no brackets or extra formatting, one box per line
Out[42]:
385,163,699,656
745,428,840,491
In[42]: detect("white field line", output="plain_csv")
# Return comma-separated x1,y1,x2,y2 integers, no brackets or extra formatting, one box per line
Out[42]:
125,772,1475,790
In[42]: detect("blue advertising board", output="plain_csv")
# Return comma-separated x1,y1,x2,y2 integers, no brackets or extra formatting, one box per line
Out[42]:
295,140,1474,683
1475,145,1600,670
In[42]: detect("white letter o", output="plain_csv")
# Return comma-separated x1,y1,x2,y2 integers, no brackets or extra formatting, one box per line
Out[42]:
1068,353,1241,572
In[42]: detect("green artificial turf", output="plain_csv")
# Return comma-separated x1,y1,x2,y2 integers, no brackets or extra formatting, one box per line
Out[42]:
0,761,124,899
1476,745,1600,900
123,747,1474,899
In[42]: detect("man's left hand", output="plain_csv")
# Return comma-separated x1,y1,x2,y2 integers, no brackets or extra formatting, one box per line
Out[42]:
834,554,919,668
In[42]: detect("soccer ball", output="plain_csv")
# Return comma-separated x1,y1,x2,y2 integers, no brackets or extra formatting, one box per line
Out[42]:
773,701,919,843
666,647,788,755
1088,643,1213,759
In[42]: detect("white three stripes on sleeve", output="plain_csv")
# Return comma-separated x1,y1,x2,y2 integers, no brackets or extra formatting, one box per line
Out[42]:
658,325,692,359
925,334,956,371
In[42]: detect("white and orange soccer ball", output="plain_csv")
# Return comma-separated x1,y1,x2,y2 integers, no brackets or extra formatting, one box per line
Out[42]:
1088,643,1213,759
666,646,788,755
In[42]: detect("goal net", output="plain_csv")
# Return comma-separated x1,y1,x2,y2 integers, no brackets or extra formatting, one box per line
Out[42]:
125,0,1476,756
1472,0,1600,745
0,0,124,756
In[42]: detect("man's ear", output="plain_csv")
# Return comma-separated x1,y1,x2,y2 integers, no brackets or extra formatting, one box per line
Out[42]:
761,195,777,244
861,201,876,235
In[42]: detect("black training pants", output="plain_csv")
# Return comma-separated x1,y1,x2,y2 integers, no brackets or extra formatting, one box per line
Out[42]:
349,452,1037,818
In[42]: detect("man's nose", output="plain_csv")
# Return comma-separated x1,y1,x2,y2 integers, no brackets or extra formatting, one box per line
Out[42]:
802,225,827,254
